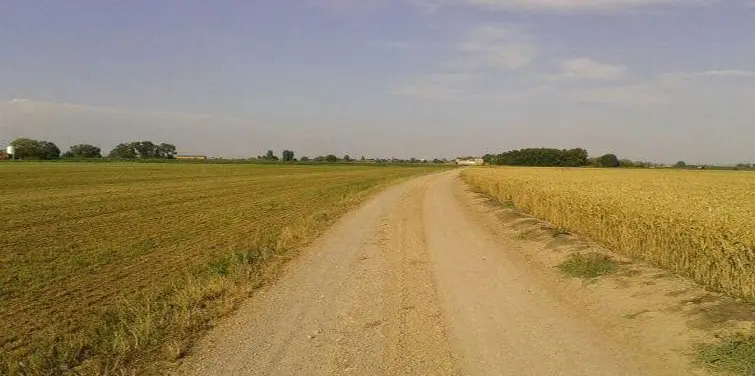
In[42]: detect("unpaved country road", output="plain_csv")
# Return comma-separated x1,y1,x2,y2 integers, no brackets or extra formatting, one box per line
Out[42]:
178,171,706,376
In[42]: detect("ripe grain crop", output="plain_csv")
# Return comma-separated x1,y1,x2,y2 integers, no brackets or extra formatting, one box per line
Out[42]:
462,167,755,299
0,162,439,375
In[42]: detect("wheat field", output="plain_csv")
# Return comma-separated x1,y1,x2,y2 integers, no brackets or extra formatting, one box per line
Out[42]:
0,162,438,375
462,167,755,299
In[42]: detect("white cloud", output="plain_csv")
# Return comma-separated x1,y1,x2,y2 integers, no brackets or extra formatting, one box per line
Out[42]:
569,84,672,105
393,24,536,100
1,99,223,121
310,0,716,13
566,69,755,106
447,25,537,71
659,70,755,83
369,41,416,50
393,73,475,100
463,0,712,12
556,58,626,80
303,0,384,10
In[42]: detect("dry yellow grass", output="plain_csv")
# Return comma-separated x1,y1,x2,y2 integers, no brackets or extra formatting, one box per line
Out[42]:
462,167,755,299
0,162,439,375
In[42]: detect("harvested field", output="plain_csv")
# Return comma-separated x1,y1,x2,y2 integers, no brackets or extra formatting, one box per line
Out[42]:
0,162,438,375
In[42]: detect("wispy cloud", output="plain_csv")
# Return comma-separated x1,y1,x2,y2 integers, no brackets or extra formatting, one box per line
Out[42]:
569,84,672,105
410,0,716,12
393,73,476,100
369,41,416,50
568,69,755,106
394,24,536,100
660,70,755,81
553,58,626,80
449,25,537,71
303,0,384,10
1,98,231,122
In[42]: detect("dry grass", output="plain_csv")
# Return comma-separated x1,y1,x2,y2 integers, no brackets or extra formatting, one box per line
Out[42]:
462,167,755,299
0,162,438,375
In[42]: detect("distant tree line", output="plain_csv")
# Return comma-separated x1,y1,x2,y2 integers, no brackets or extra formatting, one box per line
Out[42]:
253,150,446,164
483,148,589,167
64,144,102,158
257,150,353,163
108,141,176,159
8,138,63,160
10,138,746,168
5,138,176,160
481,148,693,168
3,141,445,164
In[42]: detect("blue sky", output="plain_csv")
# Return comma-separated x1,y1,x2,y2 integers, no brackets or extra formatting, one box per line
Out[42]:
1,0,754,163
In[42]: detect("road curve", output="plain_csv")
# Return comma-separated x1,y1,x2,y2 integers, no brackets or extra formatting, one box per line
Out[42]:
177,171,700,376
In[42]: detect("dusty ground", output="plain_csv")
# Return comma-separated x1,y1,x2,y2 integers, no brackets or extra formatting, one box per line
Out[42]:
176,171,754,376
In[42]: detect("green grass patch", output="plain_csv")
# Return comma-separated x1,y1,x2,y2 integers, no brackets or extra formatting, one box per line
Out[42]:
558,252,619,279
550,227,570,237
699,333,755,375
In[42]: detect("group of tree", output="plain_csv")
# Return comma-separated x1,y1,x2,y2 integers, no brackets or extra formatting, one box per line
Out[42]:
9,138,63,160
281,150,295,162
616,159,664,168
5,138,179,160
108,141,176,159
259,150,280,161
483,148,589,167
63,144,102,158
315,155,341,163
586,154,622,168
481,148,679,169
258,150,364,163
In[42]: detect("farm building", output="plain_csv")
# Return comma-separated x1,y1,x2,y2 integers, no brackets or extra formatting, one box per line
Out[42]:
176,155,208,160
455,157,484,166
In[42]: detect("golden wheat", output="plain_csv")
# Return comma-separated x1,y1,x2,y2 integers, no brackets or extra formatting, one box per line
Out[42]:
462,167,755,298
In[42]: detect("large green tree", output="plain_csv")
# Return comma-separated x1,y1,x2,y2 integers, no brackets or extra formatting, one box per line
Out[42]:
597,154,620,168
261,150,279,161
487,148,588,167
107,141,176,159
108,143,137,159
38,142,61,160
63,144,102,158
157,143,177,158
10,138,60,159
281,150,295,162
10,138,41,159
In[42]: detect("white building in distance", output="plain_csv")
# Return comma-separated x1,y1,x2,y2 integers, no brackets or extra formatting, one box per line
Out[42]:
455,157,484,166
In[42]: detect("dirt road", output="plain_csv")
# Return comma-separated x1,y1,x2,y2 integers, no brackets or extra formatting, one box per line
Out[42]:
178,171,723,376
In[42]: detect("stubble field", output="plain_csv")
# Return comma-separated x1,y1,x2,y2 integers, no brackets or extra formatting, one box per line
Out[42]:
0,162,439,375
